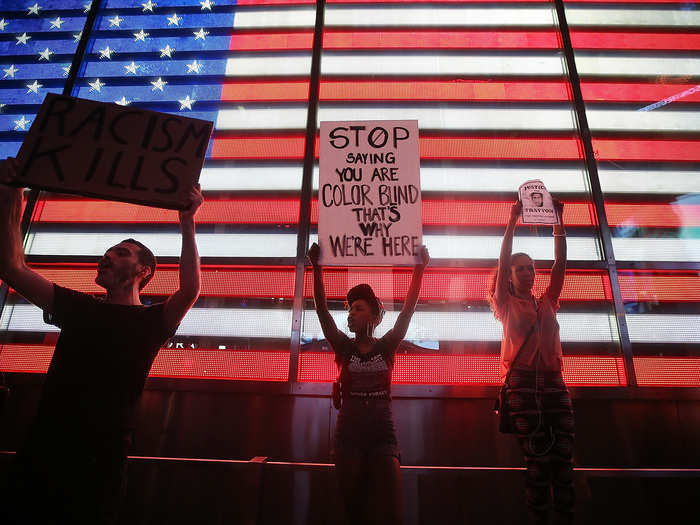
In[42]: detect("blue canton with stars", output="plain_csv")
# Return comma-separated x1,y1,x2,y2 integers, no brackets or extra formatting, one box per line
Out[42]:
0,0,236,159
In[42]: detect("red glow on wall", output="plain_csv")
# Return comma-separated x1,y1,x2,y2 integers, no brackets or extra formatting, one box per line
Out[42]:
297,352,627,386
303,268,612,302
0,344,290,381
221,81,310,102
634,357,700,387
318,79,571,102
323,30,560,50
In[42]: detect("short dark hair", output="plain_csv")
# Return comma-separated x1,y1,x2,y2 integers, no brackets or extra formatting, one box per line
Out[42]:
122,238,156,290
347,283,384,320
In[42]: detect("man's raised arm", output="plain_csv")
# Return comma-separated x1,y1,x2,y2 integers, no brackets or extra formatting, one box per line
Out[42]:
163,184,203,329
0,158,54,312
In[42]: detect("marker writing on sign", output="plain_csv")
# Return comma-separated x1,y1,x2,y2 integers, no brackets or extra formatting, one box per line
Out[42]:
20,95,210,195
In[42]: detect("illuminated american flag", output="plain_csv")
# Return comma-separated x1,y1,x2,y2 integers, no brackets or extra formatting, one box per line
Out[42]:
0,0,698,387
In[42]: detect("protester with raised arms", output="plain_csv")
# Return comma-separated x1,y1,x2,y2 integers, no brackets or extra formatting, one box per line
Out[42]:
0,157,203,525
307,241,429,525
489,198,575,525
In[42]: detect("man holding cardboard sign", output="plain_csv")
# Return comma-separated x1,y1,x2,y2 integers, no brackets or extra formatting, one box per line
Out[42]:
0,157,203,525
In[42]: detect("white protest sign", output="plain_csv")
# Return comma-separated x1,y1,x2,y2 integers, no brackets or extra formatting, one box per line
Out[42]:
518,179,558,224
319,120,422,266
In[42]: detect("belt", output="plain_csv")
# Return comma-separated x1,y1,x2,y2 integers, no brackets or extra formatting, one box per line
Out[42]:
348,390,389,398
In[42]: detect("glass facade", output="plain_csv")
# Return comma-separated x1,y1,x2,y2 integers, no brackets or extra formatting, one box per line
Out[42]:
0,0,697,388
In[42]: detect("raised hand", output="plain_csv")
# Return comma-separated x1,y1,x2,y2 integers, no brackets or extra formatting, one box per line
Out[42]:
509,200,523,224
307,242,320,267
553,198,564,225
178,183,204,224
417,244,430,268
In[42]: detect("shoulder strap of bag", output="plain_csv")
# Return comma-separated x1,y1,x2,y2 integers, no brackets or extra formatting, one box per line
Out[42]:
503,321,537,386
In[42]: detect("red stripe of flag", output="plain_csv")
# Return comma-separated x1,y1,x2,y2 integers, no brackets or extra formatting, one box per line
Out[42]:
219,80,700,104
0,344,290,381
32,199,700,229
229,32,313,51
221,81,310,102
592,138,700,163
572,31,700,51
634,357,700,387
298,352,628,386
581,82,700,104
323,30,561,50
18,267,700,304
619,272,700,304
18,266,613,302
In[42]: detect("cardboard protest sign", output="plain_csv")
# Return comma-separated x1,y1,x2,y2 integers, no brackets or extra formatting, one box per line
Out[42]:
15,93,213,210
518,179,558,225
319,120,422,266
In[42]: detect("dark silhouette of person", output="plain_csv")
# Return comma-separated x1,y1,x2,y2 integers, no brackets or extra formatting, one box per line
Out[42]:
0,157,203,525
307,241,429,525
489,199,575,525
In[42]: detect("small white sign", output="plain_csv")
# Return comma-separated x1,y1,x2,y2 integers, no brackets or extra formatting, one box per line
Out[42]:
319,120,422,266
518,179,557,225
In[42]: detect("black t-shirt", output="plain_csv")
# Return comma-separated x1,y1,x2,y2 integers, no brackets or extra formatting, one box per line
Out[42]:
30,285,176,446
335,333,398,399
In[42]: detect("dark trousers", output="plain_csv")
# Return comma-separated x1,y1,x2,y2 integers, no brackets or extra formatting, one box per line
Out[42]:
1,439,127,525
506,369,575,525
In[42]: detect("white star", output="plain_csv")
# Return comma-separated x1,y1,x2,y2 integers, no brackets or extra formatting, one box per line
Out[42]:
159,44,174,58
98,46,115,59
151,77,167,91
26,80,42,94
83,2,92,13
133,29,149,42
0,18,8,31
73,31,83,42
166,13,182,26
27,3,41,16
88,78,105,92
14,116,31,131
178,95,195,110
200,0,214,10
108,15,123,27
142,0,156,12
38,48,54,61
0,103,6,112
49,16,64,29
115,96,130,106
193,28,209,41
124,61,139,75
62,65,71,76
186,59,202,74
16,33,31,45
3,64,18,79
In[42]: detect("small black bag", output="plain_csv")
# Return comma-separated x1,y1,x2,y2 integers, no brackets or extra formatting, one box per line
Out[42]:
494,323,536,434
494,384,514,433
